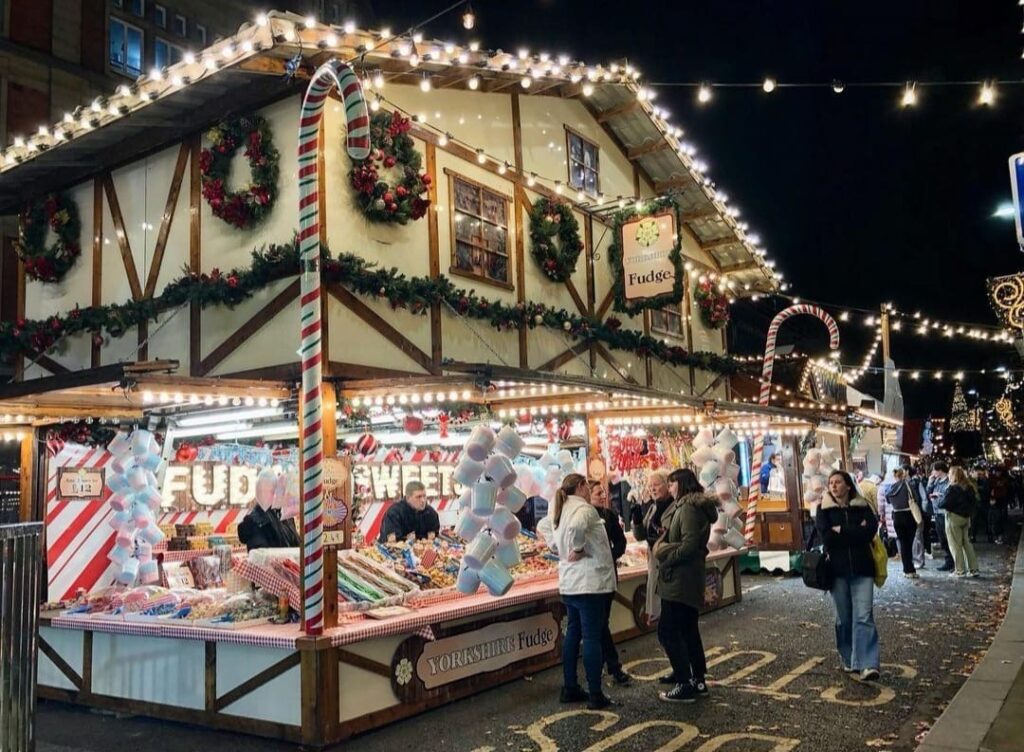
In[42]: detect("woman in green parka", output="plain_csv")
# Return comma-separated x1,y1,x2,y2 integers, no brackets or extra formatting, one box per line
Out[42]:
652,468,719,703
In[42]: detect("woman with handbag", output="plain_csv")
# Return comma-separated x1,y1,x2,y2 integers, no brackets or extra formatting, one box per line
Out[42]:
815,470,881,682
943,466,980,578
884,468,920,578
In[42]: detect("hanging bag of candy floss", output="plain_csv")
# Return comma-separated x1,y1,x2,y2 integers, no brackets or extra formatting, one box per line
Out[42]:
106,429,167,586
453,424,525,596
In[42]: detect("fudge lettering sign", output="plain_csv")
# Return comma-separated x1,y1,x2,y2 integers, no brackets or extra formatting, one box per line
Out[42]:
323,456,352,548
57,468,105,501
160,461,259,509
415,613,558,689
619,211,678,301
351,463,460,502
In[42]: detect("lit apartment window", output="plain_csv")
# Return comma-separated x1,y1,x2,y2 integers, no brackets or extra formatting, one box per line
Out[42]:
109,17,144,76
155,38,185,68
130,0,144,16
450,174,511,287
173,14,187,37
566,127,599,195
154,4,166,28
196,24,206,45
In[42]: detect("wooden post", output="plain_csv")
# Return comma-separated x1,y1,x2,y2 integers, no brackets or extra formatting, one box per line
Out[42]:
18,430,35,522
322,381,338,631
189,135,202,376
91,178,103,367
299,637,339,748
511,91,528,368
782,435,805,550
425,142,442,370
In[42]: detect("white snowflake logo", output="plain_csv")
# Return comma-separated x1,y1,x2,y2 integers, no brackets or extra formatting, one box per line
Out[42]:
634,218,660,248
395,658,414,686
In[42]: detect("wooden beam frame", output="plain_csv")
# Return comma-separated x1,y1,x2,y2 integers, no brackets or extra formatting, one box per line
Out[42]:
626,140,671,161
91,178,103,367
596,99,642,123
700,236,740,251
425,142,443,370
327,285,438,375
143,142,189,299
102,174,143,302
188,135,202,376
511,93,529,368
654,175,692,193
536,342,590,373
198,279,301,376
594,343,639,385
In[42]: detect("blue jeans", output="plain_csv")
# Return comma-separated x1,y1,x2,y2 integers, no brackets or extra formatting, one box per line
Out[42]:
562,593,607,695
829,576,879,671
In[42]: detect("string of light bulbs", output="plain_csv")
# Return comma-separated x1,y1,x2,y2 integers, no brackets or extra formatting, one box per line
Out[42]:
652,79,1007,109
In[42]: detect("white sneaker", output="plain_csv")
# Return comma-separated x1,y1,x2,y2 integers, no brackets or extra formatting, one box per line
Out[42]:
967,571,981,578
859,668,880,682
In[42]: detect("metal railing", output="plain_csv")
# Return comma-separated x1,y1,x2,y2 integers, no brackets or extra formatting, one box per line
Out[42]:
0,523,42,752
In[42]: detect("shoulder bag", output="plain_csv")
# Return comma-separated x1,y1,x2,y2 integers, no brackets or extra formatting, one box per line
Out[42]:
801,549,833,591
870,534,888,588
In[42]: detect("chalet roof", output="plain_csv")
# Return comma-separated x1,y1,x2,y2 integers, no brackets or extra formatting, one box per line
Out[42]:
0,11,778,293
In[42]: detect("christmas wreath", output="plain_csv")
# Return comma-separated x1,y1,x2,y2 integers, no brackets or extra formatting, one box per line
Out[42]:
200,114,279,230
349,111,431,224
607,197,683,315
529,197,583,282
16,193,81,283
694,278,730,329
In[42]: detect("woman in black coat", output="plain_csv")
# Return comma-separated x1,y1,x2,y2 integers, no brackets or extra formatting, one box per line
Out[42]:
588,479,631,686
815,470,881,682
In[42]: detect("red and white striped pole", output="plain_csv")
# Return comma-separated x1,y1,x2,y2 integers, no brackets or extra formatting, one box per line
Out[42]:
744,304,840,545
297,60,370,634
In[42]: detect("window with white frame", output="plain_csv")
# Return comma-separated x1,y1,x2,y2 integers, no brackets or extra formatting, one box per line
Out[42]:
155,37,185,69
566,127,599,195
129,0,144,16
109,16,144,76
173,13,186,37
154,4,166,27
196,23,206,45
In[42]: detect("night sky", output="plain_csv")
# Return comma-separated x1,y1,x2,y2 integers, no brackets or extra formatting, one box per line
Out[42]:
379,0,1024,417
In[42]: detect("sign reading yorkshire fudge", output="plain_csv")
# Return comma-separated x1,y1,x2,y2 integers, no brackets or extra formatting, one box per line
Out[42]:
619,210,678,301
414,612,559,689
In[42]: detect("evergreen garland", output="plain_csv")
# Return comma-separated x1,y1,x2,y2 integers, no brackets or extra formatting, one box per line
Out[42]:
607,197,684,316
0,238,740,377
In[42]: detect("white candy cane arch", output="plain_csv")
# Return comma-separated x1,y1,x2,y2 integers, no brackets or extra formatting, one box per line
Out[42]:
744,304,840,545
297,60,370,634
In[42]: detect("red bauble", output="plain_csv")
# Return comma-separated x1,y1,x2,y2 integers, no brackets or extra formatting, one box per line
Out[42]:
175,443,198,462
355,433,379,457
403,416,424,435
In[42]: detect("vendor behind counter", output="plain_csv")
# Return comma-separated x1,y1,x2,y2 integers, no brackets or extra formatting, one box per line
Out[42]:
379,481,440,542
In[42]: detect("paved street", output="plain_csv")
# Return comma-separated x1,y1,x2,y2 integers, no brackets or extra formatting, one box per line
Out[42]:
37,539,1017,752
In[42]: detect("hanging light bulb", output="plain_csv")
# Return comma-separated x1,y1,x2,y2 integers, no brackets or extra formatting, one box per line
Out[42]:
476,148,486,164
468,75,480,90
554,180,563,194
420,73,432,92
438,132,450,146
373,70,385,89
462,2,475,29
527,172,537,187
762,77,777,93
900,82,917,107
979,81,996,106
832,79,845,94
582,82,594,97
521,75,532,89
697,83,713,104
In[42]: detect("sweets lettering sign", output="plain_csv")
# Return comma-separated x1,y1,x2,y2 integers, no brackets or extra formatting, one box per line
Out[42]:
160,461,262,509
57,468,105,501
415,613,559,689
619,211,678,301
351,462,461,501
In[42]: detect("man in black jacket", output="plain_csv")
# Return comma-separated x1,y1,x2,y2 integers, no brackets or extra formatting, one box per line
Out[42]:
378,481,440,542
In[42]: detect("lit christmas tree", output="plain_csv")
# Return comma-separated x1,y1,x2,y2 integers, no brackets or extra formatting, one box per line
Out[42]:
949,382,976,433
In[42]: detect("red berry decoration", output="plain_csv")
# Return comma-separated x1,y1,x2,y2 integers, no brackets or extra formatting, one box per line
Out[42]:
348,111,430,225
200,114,279,230
16,192,82,283
529,197,583,283
694,278,731,329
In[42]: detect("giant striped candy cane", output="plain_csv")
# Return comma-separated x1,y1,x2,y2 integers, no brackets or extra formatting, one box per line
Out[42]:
744,305,839,545
297,60,370,634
